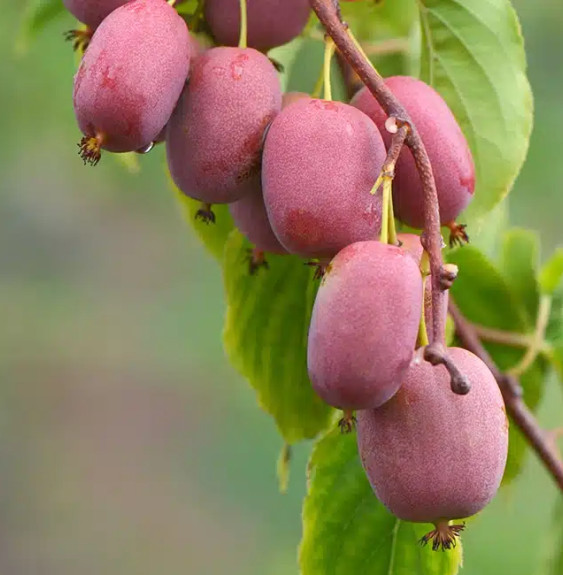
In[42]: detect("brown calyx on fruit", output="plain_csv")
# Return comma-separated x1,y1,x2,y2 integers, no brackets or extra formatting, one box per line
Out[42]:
78,132,104,166
305,259,331,281
195,203,216,224
447,221,469,248
419,520,465,551
338,409,356,434
64,27,93,53
246,248,269,275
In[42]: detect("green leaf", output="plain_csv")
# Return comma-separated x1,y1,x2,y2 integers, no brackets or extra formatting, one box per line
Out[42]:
448,246,529,334
547,343,563,385
341,0,418,40
418,0,533,222
17,0,66,54
300,428,462,575
545,499,563,575
539,248,563,295
223,230,332,443
447,246,547,483
499,228,540,323
276,443,291,494
167,170,234,260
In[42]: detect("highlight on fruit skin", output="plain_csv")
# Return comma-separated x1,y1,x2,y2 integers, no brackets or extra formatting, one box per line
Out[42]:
167,46,281,204
307,240,423,410
351,76,475,229
73,0,192,164
262,99,386,259
357,347,509,550
204,0,311,52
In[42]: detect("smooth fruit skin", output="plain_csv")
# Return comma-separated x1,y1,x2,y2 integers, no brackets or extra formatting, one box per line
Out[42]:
262,99,386,259
307,241,423,410
397,233,448,343
351,77,475,228
167,47,281,204
229,190,287,254
357,347,508,523
73,0,191,153
63,0,130,29
204,0,311,52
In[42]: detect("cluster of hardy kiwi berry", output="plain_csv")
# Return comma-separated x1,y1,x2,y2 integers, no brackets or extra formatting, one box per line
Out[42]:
64,0,509,551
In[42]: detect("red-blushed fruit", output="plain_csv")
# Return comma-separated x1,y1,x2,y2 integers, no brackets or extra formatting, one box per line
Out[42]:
229,189,287,255
63,0,130,29
397,233,448,343
357,347,508,549
204,0,311,52
351,77,475,228
262,99,386,259
140,33,205,151
307,241,423,410
167,47,281,204
73,0,191,165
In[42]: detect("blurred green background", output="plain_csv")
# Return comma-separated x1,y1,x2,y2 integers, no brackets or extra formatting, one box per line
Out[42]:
1,1,562,573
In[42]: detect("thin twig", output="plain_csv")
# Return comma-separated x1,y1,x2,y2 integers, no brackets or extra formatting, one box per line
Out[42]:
449,300,563,492
471,324,534,348
310,0,464,392
508,295,552,377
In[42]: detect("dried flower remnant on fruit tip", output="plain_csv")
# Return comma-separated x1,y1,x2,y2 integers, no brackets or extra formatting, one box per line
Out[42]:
447,221,470,247
246,248,269,275
338,409,356,433
305,259,330,280
78,132,104,166
195,203,216,224
64,27,93,52
419,520,465,551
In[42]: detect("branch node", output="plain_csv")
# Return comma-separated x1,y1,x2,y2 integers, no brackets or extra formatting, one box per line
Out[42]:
440,263,458,290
